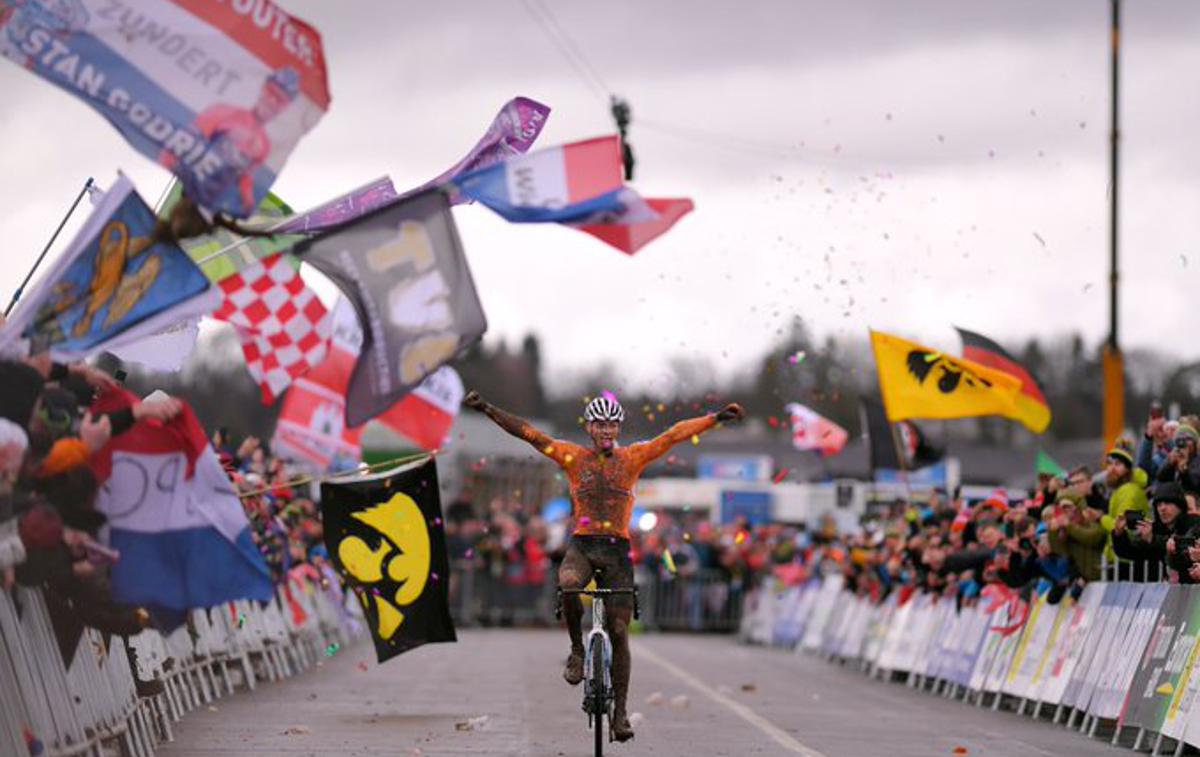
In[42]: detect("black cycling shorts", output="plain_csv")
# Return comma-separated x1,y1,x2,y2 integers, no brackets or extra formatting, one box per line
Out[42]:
562,535,635,609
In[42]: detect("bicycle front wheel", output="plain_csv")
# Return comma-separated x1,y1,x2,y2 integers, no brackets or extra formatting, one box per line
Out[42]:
592,640,605,757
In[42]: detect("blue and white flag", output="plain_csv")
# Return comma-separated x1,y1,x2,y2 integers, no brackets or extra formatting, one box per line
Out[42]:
92,390,273,619
452,135,626,223
0,174,215,361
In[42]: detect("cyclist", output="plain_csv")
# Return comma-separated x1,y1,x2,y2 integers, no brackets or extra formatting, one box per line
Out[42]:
464,390,745,742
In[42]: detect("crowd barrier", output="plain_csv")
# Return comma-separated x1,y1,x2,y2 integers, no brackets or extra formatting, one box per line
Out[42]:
740,577,1200,756
448,561,743,633
0,579,364,757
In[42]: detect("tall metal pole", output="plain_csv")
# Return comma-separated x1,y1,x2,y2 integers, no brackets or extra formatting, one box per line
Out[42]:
1102,0,1125,450
1109,0,1120,348
5,177,94,317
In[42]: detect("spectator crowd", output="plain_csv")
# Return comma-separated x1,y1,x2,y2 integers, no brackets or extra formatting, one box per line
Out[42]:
753,413,1200,610
4,350,1196,674
0,357,335,696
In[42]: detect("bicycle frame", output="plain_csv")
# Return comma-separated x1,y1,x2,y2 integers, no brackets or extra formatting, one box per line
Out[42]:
584,595,614,722
556,582,640,753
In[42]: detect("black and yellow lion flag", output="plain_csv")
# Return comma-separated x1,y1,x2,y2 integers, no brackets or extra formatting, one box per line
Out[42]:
870,329,1022,423
321,455,456,663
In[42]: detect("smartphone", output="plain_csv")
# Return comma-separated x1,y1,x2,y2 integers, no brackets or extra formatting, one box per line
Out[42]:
1151,401,1164,420
1125,511,1145,527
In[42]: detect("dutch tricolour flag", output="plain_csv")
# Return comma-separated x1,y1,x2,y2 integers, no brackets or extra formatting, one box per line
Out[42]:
92,390,273,621
452,135,626,222
0,0,330,217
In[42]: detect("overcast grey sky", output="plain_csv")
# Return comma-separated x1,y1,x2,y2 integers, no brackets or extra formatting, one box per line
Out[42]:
3,0,1200,394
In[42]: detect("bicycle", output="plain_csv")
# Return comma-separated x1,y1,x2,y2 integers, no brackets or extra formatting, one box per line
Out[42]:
557,570,639,757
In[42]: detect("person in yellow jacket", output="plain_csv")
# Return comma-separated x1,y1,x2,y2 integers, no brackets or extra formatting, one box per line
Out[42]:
1099,438,1151,576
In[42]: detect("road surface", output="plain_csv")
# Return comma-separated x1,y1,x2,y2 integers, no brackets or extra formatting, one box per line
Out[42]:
159,629,1122,757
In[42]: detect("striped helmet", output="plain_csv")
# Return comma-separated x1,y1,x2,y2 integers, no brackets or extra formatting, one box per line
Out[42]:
584,396,625,423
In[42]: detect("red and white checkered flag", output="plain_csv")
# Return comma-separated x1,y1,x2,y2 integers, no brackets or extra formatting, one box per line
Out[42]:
213,253,331,404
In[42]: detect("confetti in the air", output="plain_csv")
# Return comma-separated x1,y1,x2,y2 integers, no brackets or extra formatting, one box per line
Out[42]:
663,549,677,573
325,643,340,657
787,351,807,365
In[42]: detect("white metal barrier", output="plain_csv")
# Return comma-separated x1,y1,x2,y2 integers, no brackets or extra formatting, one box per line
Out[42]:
742,578,1200,757
0,575,364,757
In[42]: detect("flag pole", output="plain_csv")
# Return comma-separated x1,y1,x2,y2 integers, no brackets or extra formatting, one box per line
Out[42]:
5,177,94,317
192,175,399,267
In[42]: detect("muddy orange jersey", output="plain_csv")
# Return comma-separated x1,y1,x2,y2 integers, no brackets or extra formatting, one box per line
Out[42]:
482,407,718,539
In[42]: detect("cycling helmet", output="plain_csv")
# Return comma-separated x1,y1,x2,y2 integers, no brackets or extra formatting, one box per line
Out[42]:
584,396,625,423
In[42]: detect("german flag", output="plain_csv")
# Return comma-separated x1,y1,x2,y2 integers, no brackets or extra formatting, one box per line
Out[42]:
955,327,1051,434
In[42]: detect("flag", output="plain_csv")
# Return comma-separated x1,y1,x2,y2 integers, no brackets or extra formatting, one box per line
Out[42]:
163,176,404,281
0,0,330,218
569,191,694,255
90,389,273,621
272,299,363,470
861,397,942,472
212,252,331,404
321,455,455,664
295,189,487,426
956,326,1052,434
106,316,203,373
1036,450,1066,478
870,329,1021,423
452,135,626,222
172,97,549,278
377,366,464,452
419,96,551,204
161,181,299,281
0,175,212,361
785,402,848,457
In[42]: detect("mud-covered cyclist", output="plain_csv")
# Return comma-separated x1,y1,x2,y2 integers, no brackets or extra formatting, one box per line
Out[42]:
464,390,745,742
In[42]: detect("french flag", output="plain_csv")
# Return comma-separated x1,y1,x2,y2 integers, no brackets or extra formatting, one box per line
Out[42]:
377,366,464,452
452,136,626,222
91,390,273,620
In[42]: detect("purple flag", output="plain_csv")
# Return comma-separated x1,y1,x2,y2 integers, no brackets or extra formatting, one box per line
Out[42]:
278,96,550,235
422,96,551,203
282,177,400,234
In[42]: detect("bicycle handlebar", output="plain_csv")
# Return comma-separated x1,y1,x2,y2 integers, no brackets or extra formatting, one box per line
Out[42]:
555,585,640,620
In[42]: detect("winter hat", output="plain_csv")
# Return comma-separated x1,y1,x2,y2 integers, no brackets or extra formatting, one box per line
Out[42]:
39,438,90,478
35,386,79,439
1108,437,1135,468
950,506,972,533
0,360,44,431
1154,482,1187,510
1175,425,1200,446
981,488,1010,514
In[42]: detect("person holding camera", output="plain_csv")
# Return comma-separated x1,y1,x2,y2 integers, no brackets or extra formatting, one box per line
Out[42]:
1098,439,1151,580
1156,424,1200,493
1047,490,1106,581
1113,482,1194,581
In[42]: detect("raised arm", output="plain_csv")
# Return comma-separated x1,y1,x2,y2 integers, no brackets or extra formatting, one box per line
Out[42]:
629,402,744,468
464,391,576,464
